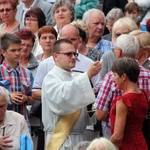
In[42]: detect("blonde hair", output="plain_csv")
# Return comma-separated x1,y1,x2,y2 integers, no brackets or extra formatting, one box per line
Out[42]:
130,30,150,48
112,17,138,36
86,138,118,150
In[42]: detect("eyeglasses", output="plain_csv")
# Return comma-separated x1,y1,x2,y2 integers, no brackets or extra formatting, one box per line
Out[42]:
0,8,14,13
25,17,38,22
21,43,33,48
57,52,78,58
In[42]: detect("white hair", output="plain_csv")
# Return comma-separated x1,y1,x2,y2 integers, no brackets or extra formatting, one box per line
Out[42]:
115,34,139,58
0,86,11,104
86,138,118,150
82,8,106,25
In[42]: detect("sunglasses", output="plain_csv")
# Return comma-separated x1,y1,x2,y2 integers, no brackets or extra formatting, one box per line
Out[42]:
0,8,14,13
57,52,79,58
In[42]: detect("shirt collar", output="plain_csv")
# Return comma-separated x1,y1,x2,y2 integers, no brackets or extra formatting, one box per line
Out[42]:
2,61,21,74
23,0,36,10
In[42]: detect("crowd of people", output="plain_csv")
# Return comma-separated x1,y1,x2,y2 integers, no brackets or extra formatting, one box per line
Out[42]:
0,0,150,150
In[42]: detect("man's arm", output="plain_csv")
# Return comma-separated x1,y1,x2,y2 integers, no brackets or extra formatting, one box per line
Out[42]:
32,90,41,100
96,109,108,121
94,72,114,121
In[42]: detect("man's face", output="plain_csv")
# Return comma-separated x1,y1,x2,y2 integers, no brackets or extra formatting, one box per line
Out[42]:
59,26,79,50
2,43,21,66
54,43,77,71
88,12,105,40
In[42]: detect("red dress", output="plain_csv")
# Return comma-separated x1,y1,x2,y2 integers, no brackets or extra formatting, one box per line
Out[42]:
110,92,148,150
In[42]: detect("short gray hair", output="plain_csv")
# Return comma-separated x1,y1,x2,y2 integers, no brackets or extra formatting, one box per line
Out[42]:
106,8,124,21
115,34,139,58
51,0,75,22
82,8,106,25
0,86,11,104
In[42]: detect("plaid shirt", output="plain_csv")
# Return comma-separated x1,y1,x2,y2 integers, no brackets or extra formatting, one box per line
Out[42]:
95,39,114,53
94,66,150,127
0,61,33,119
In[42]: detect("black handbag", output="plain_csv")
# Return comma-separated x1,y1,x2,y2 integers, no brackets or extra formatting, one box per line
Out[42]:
142,90,150,150
29,101,42,119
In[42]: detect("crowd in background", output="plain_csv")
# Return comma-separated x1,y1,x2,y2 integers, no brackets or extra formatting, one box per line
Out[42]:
0,0,150,150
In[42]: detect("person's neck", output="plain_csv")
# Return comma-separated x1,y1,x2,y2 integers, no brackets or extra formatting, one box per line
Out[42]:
137,54,148,66
42,51,53,61
4,19,19,33
87,37,100,48
20,57,29,68
5,60,18,69
79,44,89,56
4,19,18,27
123,82,140,94
24,0,35,8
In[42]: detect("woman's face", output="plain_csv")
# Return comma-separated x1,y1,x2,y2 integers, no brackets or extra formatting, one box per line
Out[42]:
54,4,72,28
0,3,16,23
20,38,33,58
113,72,124,90
25,16,39,33
112,27,130,44
106,19,115,34
39,32,57,52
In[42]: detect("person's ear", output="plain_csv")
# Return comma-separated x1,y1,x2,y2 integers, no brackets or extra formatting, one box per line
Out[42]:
122,73,127,81
53,53,58,62
1,49,6,57
79,37,82,43
118,48,123,58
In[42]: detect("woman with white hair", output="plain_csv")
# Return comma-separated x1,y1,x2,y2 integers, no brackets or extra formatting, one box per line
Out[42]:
130,30,150,70
86,138,118,150
100,17,138,79
103,8,124,41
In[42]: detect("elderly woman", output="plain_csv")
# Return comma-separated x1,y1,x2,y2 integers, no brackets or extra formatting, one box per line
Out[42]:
0,0,24,34
51,0,75,36
0,86,32,150
100,17,138,79
86,138,117,150
110,57,148,150
130,30,150,70
16,28,39,77
24,7,46,56
103,8,124,41
36,26,57,61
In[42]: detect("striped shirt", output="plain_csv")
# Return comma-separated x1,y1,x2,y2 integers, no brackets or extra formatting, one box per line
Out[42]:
0,61,33,119
95,39,114,53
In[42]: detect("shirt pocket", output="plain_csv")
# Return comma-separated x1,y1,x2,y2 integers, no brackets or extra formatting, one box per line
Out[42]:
0,80,10,91
21,81,30,95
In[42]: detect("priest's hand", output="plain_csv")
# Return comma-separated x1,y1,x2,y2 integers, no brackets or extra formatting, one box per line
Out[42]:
87,61,101,79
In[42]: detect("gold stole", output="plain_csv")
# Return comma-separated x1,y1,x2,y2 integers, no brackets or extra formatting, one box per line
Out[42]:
46,109,82,150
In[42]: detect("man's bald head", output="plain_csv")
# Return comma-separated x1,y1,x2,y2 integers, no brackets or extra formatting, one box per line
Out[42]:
59,24,80,50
